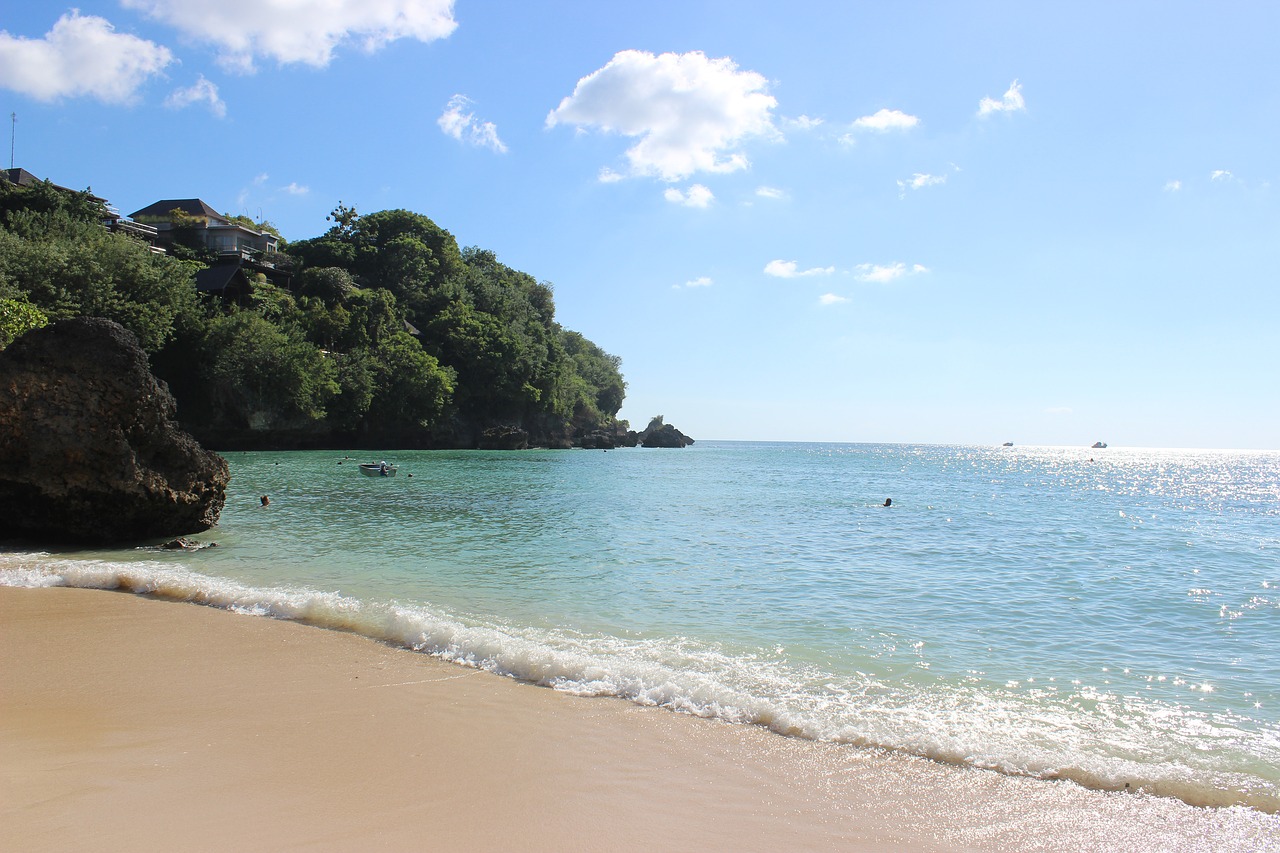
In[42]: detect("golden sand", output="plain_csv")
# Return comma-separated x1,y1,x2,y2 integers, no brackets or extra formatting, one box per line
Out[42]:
2,586,1274,852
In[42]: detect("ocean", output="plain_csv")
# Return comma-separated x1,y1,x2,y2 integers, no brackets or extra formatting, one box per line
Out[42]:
3,442,1278,818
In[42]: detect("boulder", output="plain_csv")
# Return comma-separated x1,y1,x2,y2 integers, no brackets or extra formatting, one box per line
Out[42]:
0,318,230,545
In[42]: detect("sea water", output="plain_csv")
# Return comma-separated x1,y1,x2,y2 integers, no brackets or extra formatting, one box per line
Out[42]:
3,442,1278,815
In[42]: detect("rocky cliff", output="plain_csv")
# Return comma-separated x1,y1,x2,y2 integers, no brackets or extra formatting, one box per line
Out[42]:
0,318,230,545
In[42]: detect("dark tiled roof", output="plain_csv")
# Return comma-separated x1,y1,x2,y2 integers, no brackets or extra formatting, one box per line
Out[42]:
194,264,245,293
130,198,223,220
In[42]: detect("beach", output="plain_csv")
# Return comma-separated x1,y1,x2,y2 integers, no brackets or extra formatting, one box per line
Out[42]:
4,585,1277,852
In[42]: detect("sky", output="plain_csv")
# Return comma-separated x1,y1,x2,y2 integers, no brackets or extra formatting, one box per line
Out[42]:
2,1,1277,449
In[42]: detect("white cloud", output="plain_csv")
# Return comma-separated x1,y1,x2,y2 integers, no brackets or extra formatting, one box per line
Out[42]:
764,259,835,278
122,0,456,71
546,49,779,181
679,276,713,289
784,114,824,131
855,262,928,283
0,11,172,103
1211,169,1234,182
438,95,508,153
818,293,849,305
165,75,226,117
852,108,919,132
664,184,715,208
1164,179,1182,192
897,172,946,197
598,167,625,183
283,182,309,195
978,79,1025,116
756,186,786,200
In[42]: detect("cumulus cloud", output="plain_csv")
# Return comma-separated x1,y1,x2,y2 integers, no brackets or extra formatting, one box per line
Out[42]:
852,108,919,132
165,75,226,117
675,276,713,290
598,167,625,183
764,259,835,278
855,262,928,283
978,79,1025,116
122,0,456,72
438,94,508,153
818,293,849,305
664,184,715,208
0,11,172,103
546,49,779,181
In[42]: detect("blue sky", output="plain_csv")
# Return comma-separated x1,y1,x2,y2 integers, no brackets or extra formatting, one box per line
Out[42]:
3,1,1277,448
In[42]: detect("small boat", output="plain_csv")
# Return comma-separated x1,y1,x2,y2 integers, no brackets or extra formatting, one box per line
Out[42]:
1002,441,1014,447
359,462,397,477
1091,441,1108,449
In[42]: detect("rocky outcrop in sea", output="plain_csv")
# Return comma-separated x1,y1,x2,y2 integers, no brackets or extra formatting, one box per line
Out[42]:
0,318,230,545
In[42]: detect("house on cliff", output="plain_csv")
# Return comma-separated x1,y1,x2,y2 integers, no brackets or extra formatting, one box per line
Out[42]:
129,198,291,302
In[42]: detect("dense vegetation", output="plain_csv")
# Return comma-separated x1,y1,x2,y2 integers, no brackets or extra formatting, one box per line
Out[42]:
0,178,627,448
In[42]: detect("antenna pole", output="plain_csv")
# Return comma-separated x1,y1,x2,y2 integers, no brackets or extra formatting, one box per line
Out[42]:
9,113,14,170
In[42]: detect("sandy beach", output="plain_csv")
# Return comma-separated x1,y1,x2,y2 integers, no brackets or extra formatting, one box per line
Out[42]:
3,585,1276,853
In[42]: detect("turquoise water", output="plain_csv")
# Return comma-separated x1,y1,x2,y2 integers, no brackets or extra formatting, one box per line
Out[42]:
4,442,1278,812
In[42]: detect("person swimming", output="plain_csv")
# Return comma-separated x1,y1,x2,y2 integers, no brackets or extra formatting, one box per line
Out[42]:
883,498,892,507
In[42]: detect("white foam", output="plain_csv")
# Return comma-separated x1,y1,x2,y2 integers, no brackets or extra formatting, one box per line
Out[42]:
3,553,1277,813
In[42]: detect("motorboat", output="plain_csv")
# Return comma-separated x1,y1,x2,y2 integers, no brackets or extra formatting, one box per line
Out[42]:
359,462,397,477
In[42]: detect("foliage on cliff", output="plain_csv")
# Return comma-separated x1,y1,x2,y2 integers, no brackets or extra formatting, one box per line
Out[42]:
0,179,626,447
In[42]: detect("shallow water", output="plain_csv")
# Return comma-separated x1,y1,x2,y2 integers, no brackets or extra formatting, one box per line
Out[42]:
4,442,1278,813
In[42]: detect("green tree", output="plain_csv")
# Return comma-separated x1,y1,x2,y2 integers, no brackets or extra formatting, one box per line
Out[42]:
368,332,454,428
0,295,48,349
203,311,338,429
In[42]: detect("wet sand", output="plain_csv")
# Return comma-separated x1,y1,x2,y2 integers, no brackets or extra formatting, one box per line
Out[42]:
2,586,1276,852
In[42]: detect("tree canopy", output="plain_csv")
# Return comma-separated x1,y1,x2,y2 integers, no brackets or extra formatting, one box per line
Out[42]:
0,184,626,448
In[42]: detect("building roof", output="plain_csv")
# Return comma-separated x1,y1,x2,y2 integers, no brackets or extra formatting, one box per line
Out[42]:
2,167,105,201
194,264,246,293
130,198,224,221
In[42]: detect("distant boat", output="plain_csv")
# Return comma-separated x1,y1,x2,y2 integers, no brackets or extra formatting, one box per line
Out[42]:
1091,441,1108,449
359,462,397,477
1002,441,1014,447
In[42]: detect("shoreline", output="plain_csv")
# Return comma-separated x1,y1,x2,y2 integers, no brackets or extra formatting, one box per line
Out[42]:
3,585,1277,852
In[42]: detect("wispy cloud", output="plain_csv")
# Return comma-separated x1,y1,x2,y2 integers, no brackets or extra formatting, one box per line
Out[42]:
664,184,715,208
978,79,1025,116
283,182,309,195
438,94,508,153
674,276,713,290
756,186,786,200
122,0,457,72
598,167,625,183
764,259,835,278
852,108,919,132
855,262,928,283
818,293,849,305
165,75,226,117
783,115,823,131
1210,169,1234,182
0,11,172,103
1164,179,1182,192
547,49,779,181
897,172,946,198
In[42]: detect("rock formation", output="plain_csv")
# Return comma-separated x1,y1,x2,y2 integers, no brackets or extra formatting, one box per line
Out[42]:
637,416,694,448
0,318,230,545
